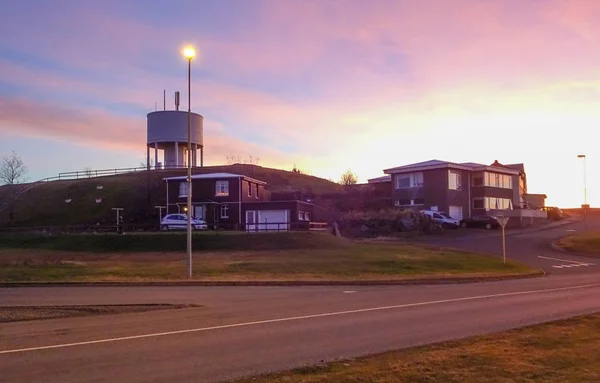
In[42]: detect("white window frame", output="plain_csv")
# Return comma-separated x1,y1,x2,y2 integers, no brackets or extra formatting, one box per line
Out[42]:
484,172,512,190
395,198,425,207
298,211,305,220
394,172,423,189
215,180,229,196
448,170,462,191
178,182,189,198
220,204,229,218
255,184,259,199
247,181,252,197
305,212,310,221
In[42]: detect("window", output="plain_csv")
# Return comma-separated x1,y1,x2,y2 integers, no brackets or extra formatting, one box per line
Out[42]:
484,172,512,189
395,198,424,206
305,212,310,221
220,204,229,218
255,184,259,198
484,197,512,210
395,172,423,189
473,198,485,209
449,170,462,190
247,181,252,197
298,211,305,220
215,180,229,196
178,182,189,197
472,175,484,187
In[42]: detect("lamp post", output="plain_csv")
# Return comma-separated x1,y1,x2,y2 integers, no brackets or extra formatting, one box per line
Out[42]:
183,46,196,279
577,154,588,230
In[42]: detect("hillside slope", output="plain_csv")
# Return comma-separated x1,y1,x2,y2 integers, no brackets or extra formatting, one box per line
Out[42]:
0,164,344,227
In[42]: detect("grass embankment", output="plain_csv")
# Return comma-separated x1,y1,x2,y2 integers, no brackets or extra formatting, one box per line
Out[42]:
556,230,600,256
0,232,537,282
0,304,199,323
231,313,600,383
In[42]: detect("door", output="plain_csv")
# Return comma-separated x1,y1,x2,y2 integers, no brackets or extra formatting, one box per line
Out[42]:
449,205,463,220
194,205,205,220
257,210,289,231
245,210,257,232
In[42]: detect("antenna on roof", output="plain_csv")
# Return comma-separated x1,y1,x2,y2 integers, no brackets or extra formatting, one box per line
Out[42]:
175,91,180,111
154,102,157,111
163,90,166,111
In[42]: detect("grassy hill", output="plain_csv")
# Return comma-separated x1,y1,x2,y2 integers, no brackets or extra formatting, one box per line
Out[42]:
0,164,344,227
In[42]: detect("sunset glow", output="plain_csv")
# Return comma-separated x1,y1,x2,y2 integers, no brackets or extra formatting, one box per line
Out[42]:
0,0,597,207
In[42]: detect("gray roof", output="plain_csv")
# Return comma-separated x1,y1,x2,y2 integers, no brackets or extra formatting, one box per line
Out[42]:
383,159,520,175
163,172,267,185
367,175,392,183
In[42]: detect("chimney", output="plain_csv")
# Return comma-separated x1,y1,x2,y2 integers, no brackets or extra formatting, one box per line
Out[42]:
175,91,180,111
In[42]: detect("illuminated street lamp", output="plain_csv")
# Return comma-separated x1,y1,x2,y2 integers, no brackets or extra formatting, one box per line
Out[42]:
577,154,588,229
183,45,196,279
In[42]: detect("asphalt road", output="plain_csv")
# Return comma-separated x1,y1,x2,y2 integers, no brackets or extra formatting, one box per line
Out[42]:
1,217,600,382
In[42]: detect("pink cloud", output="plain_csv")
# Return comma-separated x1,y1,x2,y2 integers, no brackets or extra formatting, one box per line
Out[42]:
0,96,298,168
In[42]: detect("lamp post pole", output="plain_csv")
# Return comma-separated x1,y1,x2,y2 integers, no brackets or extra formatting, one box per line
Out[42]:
183,47,196,279
578,154,588,230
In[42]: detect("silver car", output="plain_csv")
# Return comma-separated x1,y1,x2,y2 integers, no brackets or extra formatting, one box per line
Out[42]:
160,214,208,231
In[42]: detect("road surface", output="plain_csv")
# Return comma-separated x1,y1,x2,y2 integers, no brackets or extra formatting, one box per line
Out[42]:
1,217,599,382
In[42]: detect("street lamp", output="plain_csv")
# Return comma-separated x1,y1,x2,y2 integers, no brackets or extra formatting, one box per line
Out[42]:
577,154,588,229
183,46,196,279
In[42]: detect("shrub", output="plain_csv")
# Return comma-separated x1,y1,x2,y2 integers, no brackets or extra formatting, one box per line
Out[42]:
336,209,433,238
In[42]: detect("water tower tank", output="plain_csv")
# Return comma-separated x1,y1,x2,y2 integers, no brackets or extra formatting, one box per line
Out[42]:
146,111,204,169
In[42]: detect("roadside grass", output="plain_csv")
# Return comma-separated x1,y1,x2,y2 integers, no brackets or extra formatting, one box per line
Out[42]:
0,232,345,253
0,240,537,282
556,230,600,256
0,304,200,323
230,313,600,383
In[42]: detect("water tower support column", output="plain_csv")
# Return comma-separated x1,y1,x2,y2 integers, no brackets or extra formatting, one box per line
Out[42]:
146,146,150,171
154,143,158,169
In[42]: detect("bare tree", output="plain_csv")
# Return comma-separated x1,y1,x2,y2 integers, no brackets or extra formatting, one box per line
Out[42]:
226,154,243,165
0,151,28,186
83,166,93,178
226,154,260,165
1,151,28,224
339,169,358,185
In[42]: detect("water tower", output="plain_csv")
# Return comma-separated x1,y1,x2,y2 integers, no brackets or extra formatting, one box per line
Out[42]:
146,91,204,169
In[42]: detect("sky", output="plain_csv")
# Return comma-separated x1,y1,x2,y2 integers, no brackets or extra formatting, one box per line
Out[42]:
0,0,597,208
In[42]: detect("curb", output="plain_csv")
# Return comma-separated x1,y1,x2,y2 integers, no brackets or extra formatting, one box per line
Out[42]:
0,272,545,288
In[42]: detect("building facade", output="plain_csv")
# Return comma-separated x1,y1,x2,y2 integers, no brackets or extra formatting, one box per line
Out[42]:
163,172,314,231
377,160,540,220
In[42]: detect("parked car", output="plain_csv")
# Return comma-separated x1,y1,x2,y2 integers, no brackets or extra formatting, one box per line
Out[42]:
420,210,460,229
160,214,208,231
459,215,500,230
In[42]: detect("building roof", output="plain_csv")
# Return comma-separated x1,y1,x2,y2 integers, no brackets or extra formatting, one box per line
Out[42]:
163,172,267,185
367,175,392,183
383,159,520,175
504,163,525,173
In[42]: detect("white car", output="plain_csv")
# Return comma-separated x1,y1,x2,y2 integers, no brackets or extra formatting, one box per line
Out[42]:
420,210,460,229
160,214,208,231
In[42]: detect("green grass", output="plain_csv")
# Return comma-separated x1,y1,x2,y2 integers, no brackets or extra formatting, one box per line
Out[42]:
0,232,344,253
556,230,600,256
0,237,538,282
229,313,600,383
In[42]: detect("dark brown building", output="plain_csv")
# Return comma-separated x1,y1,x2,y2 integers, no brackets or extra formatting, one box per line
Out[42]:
163,172,314,231
371,160,545,220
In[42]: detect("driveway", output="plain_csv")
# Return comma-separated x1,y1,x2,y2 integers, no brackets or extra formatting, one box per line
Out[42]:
421,216,600,274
